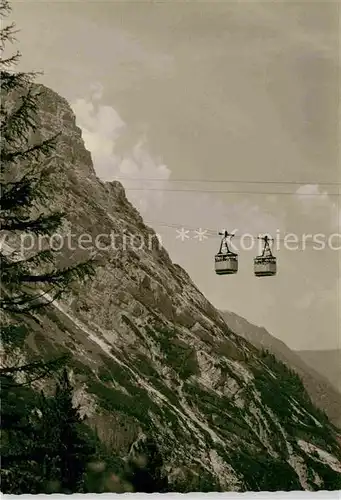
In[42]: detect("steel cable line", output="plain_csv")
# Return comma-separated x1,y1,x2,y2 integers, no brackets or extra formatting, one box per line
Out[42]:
112,176,341,187
123,186,340,197
145,220,340,248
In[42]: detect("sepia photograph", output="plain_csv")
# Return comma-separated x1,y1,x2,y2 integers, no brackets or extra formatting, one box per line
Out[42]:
0,0,340,494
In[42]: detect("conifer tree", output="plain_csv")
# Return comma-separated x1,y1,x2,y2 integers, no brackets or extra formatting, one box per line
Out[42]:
0,1,97,492
35,369,97,493
0,369,98,493
0,0,95,317
126,437,169,493
0,4,163,495
0,372,45,493
0,0,97,375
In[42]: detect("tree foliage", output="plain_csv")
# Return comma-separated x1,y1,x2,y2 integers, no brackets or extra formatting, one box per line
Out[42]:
125,437,169,493
0,1,100,493
0,4,169,495
0,369,98,493
0,0,95,315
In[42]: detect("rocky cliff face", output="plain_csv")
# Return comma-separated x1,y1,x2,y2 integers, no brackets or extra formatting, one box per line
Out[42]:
220,311,341,428
3,85,341,491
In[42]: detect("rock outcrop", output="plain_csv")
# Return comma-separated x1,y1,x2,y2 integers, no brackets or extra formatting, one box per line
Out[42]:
220,310,341,428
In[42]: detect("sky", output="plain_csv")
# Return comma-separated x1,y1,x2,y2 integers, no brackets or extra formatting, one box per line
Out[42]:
11,0,340,351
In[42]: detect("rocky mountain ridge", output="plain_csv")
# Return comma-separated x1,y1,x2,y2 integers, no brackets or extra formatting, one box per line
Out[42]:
2,84,341,491
220,311,341,427
297,349,340,394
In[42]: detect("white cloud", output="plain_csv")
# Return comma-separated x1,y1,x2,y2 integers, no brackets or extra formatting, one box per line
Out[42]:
296,183,329,200
71,84,287,249
71,85,171,215
294,183,339,232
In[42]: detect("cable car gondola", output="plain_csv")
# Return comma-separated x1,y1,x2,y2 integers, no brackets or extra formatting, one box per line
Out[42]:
254,235,277,277
215,230,238,275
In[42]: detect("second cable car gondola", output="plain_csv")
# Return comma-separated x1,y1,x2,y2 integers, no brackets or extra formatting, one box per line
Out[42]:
215,230,238,275
254,235,277,277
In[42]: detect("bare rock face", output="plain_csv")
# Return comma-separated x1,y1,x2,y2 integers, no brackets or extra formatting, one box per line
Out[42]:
220,311,341,428
297,349,341,395
4,84,341,491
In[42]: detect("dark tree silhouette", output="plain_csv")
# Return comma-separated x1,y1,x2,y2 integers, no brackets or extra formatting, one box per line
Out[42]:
0,0,95,316
126,437,169,493
35,369,97,493
0,1,97,492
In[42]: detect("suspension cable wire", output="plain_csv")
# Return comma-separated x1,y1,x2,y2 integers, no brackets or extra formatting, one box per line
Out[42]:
112,176,341,187
123,186,340,197
145,220,340,248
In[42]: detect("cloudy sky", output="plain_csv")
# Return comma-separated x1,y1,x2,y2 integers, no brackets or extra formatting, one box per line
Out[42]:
12,0,340,351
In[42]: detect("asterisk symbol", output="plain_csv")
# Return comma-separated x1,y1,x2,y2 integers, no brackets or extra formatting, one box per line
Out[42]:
176,227,190,242
193,228,208,241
